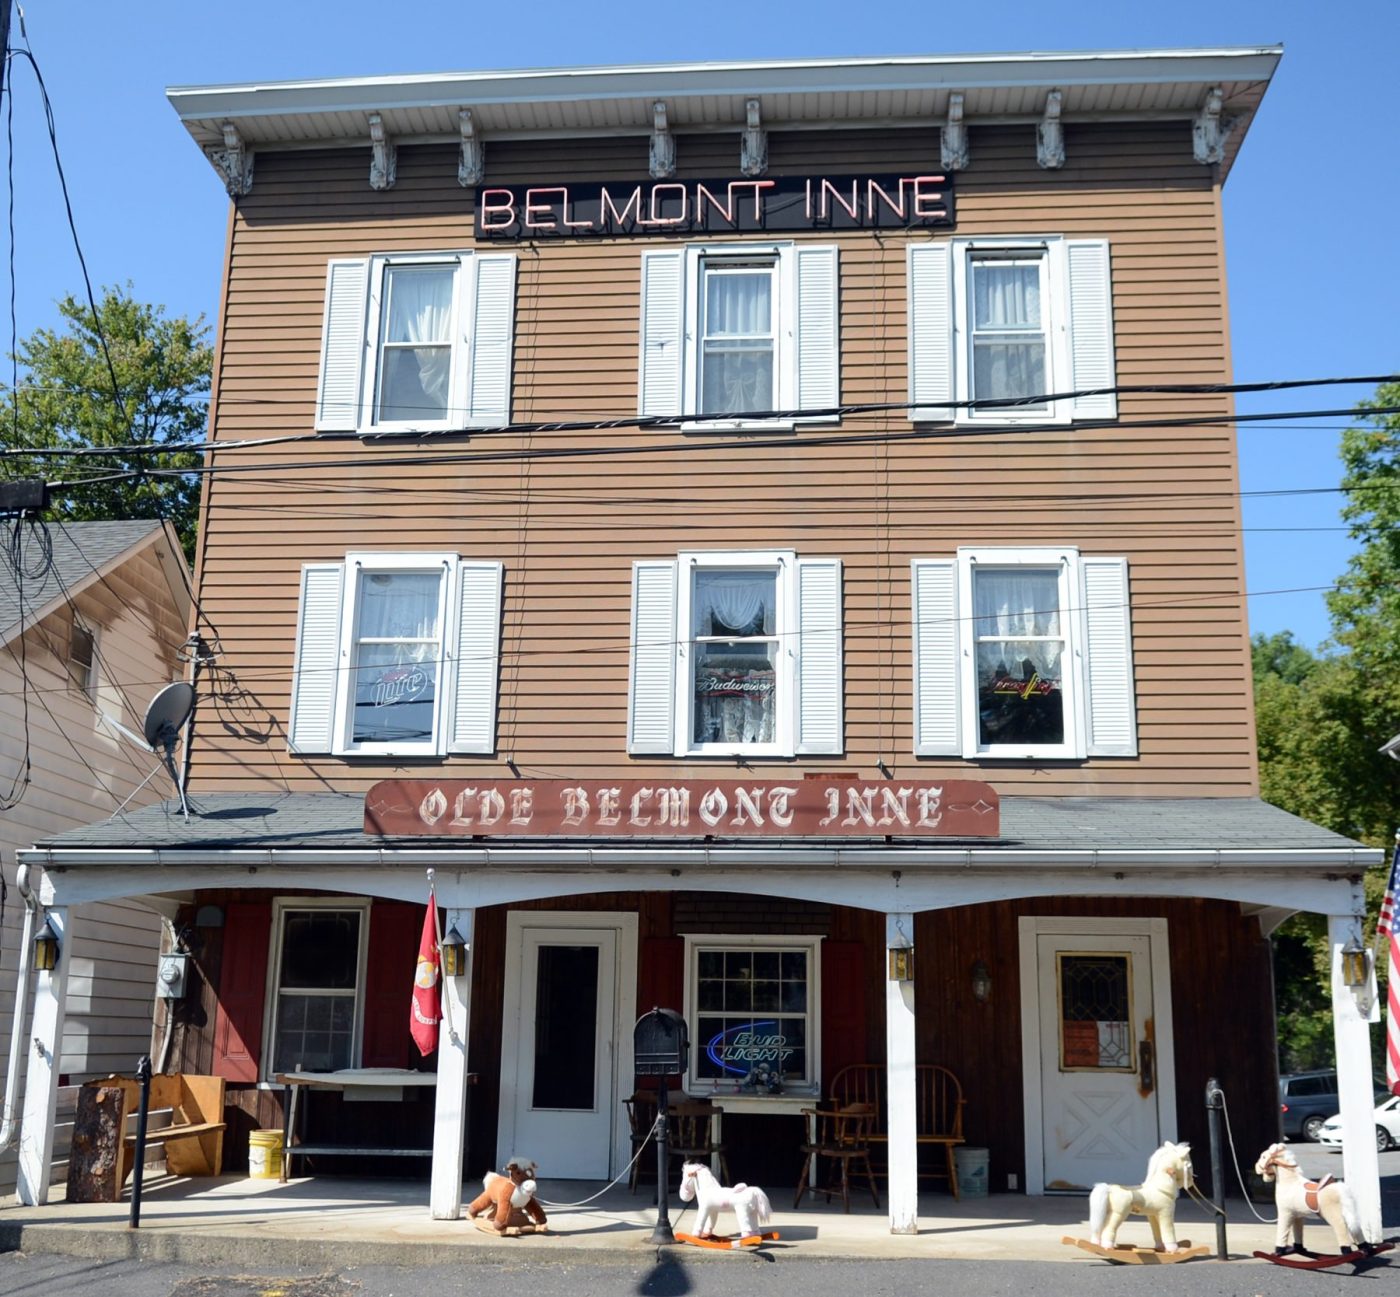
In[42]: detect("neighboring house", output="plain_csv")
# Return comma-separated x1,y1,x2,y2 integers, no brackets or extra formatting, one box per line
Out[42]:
0,520,191,1195
11,47,1388,1239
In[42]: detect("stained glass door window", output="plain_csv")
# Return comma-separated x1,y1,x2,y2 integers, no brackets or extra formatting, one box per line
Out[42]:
1056,952,1134,1072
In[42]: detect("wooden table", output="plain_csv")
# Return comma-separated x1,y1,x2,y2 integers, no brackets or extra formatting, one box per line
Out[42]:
705,1091,821,1179
274,1069,439,1181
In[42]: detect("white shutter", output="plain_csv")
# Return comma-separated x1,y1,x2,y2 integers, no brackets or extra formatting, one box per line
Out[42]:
449,560,504,754
795,557,843,755
288,563,345,753
628,560,678,754
638,250,686,420
793,245,839,415
467,254,516,426
1065,240,1117,420
911,560,960,755
907,244,955,422
1080,556,1137,756
315,259,370,432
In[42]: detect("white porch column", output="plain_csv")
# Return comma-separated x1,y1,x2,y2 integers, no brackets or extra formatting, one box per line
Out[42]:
1327,912,1382,1242
885,911,917,1234
430,905,475,1220
17,905,69,1206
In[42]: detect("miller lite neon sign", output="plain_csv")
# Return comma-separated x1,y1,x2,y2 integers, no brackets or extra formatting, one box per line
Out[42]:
475,172,955,241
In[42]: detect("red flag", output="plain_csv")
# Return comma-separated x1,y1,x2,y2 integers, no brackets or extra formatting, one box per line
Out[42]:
410,896,441,1056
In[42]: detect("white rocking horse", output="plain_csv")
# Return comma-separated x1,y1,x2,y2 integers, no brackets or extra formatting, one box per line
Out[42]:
1087,1141,1196,1252
678,1161,774,1244
1253,1143,1362,1255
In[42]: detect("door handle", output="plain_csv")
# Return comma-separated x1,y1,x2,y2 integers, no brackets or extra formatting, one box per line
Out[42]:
1138,1040,1155,1094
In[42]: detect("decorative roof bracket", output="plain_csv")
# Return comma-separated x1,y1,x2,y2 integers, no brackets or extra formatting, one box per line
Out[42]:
740,99,768,177
1037,90,1065,168
1192,86,1235,165
649,101,676,179
458,109,484,186
940,93,968,170
209,122,253,197
368,113,397,190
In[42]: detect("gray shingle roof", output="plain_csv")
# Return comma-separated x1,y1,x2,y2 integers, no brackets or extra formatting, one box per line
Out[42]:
0,519,166,643
25,791,1371,858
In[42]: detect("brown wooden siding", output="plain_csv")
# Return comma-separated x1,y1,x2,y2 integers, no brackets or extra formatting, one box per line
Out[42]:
188,121,1254,798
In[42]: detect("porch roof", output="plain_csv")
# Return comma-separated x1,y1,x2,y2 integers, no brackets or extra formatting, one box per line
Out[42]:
22,793,1379,871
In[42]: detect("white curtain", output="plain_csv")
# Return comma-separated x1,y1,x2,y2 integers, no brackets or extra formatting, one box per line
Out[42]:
973,261,1041,328
972,261,1045,402
384,265,453,412
701,271,774,414
694,572,775,636
974,571,1061,677
358,571,440,645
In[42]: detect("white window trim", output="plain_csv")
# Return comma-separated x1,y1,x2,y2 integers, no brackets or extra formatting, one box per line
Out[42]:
333,550,459,757
680,932,823,1097
953,236,1071,426
261,896,371,1082
957,545,1088,760
682,243,795,433
361,252,473,436
675,549,797,757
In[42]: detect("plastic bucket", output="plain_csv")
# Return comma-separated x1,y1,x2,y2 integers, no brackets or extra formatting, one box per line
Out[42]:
954,1146,989,1199
248,1128,284,1179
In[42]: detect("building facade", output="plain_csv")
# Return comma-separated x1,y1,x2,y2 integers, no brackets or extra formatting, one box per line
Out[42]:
13,48,1387,1236
0,521,191,1195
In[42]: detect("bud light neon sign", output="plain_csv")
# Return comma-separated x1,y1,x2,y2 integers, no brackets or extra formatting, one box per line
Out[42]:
706,1020,794,1076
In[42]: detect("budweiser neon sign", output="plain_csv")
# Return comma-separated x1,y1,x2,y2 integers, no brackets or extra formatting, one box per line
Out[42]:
364,777,998,839
474,172,955,240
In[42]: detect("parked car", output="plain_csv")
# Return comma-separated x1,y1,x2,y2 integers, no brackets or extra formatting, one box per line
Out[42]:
1279,1070,1340,1141
1318,1096,1400,1153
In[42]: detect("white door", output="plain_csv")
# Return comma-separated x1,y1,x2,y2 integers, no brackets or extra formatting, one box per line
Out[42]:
1035,931,1163,1191
498,914,635,1179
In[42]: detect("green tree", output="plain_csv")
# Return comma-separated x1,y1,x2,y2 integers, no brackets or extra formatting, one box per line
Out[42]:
1,285,211,558
1253,382,1400,1072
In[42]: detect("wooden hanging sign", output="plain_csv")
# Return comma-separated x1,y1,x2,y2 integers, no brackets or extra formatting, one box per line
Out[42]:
364,777,998,839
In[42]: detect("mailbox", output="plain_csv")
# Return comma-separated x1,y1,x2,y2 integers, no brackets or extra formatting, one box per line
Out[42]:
633,1007,688,1077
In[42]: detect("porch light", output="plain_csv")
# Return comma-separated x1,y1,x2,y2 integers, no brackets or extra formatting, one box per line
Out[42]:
887,947,914,982
971,959,992,1003
1340,938,1370,989
440,925,469,978
33,916,60,972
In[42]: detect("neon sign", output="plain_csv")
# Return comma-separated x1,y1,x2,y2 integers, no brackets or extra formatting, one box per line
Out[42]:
475,172,955,240
706,1020,794,1076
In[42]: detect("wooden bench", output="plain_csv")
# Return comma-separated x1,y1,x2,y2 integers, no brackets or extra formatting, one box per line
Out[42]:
828,1063,966,1198
69,1073,226,1202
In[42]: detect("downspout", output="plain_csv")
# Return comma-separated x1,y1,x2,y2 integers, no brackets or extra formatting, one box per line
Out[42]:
0,864,40,1152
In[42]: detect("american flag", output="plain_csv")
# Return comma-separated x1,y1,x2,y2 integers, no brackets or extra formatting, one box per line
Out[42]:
1382,836,1400,1096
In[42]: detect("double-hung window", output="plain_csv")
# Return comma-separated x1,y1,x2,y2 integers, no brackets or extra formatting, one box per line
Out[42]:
639,244,839,430
908,236,1117,425
288,552,503,758
628,550,843,758
911,547,1137,760
683,935,820,1096
265,899,368,1077
315,250,517,435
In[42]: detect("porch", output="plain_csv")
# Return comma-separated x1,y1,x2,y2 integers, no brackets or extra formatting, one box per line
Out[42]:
0,1171,1298,1266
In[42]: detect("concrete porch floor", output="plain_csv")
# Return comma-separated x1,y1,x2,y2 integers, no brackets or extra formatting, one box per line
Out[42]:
0,1174,1303,1268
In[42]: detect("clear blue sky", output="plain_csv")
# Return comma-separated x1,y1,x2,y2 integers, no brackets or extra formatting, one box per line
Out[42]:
10,0,1399,649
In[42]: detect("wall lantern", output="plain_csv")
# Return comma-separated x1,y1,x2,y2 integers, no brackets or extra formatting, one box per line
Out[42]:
440,925,469,979
1340,938,1370,989
887,947,914,983
971,959,993,1003
33,916,61,972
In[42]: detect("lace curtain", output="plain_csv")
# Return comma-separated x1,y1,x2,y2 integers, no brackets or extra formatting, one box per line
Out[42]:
971,260,1045,401
974,571,1061,677
694,571,775,636
381,265,453,420
701,270,774,414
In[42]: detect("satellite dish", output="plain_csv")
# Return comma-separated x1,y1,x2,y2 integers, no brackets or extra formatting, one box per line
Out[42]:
143,682,196,819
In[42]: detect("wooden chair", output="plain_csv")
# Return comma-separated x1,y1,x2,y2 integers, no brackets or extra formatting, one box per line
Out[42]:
794,1102,880,1212
828,1062,966,1198
669,1098,730,1185
624,1091,658,1192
